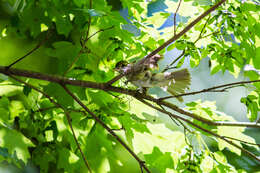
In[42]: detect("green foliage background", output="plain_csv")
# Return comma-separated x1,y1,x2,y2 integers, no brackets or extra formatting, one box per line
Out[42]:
0,0,259,172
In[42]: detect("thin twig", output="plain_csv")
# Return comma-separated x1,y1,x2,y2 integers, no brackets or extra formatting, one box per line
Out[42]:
63,50,84,76
200,31,220,39
223,136,260,147
136,97,260,162
194,15,211,43
64,28,114,76
7,30,51,69
86,26,114,42
106,0,227,85
160,80,260,100
61,85,151,173
162,51,185,72
174,0,182,36
64,0,94,76
163,16,211,72
8,76,92,172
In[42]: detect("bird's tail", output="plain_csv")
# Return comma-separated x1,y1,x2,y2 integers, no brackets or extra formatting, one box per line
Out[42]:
167,68,191,102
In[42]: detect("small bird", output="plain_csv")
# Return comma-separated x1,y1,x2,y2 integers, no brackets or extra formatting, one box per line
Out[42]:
115,54,191,102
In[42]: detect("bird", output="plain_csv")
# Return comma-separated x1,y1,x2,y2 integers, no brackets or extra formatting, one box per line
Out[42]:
115,54,191,102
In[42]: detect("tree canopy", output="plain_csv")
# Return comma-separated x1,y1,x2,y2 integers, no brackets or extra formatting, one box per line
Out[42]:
0,0,259,172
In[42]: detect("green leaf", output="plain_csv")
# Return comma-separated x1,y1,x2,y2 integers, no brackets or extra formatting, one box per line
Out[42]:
32,146,56,173
241,91,260,121
45,41,81,74
0,81,23,97
43,83,74,107
144,147,174,172
55,16,73,37
253,47,260,69
57,147,81,172
0,126,34,163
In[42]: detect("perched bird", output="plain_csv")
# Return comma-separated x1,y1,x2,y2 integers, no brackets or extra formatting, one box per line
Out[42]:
115,54,191,102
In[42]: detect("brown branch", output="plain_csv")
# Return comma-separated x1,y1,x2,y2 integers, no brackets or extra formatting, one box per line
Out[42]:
61,85,151,173
106,73,125,86
174,0,182,36
223,136,260,147
144,0,226,60
8,76,92,172
6,30,51,69
136,97,260,162
86,26,114,42
106,0,227,85
160,80,260,100
163,15,211,72
162,51,185,72
1,66,260,128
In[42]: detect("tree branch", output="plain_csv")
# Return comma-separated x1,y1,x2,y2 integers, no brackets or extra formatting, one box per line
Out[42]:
162,51,185,72
6,30,51,69
86,26,114,42
136,97,260,162
1,66,260,128
106,0,227,85
61,85,151,173
223,136,260,147
160,79,260,100
8,75,92,173
174,0,182,36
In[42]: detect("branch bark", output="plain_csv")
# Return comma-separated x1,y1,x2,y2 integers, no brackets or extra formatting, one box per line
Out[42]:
1,66,260,129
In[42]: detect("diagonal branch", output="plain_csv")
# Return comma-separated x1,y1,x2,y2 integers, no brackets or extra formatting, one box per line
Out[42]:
174,0,182,36
61,85,151,173
136,97,260,162
8,76,92,172
162,50,185,72
86,26,114,42
106,0,227,85
163,15,212,72
6,30,52,69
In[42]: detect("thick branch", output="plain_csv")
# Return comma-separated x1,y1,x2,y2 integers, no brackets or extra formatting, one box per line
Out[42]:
1,66,260,128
